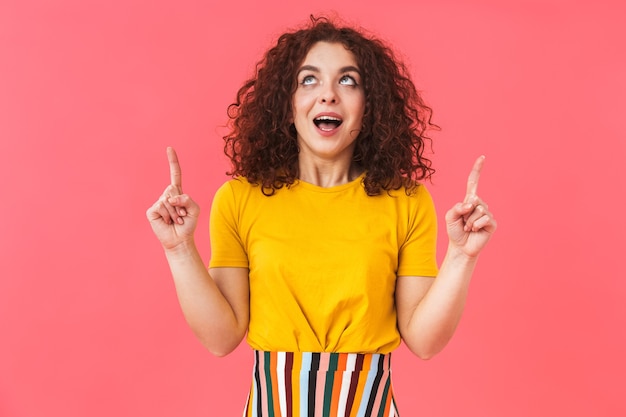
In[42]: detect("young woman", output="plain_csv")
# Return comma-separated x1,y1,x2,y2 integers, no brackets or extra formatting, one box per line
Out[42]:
147,16,496,417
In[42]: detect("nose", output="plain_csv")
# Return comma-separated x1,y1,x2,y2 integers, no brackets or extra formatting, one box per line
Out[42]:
319,82,338,104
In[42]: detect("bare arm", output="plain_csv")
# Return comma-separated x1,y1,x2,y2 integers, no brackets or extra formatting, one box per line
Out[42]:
146,148,249,356
396,156,497,359
166,245,249,356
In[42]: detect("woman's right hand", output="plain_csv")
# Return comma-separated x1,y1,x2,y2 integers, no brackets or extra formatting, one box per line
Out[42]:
146,147,200,251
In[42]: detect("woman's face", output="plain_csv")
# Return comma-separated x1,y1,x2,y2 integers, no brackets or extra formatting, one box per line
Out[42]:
291,41,365,165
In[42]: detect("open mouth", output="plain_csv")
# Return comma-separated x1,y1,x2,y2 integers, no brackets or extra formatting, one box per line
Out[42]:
314,116,343,131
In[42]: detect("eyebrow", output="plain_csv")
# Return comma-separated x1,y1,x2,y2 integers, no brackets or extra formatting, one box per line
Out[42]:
296,65,361,76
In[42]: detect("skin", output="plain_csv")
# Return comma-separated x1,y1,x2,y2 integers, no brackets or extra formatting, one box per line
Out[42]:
146,42,497,358
396,155,496,359
291,42,365,186
146,147,249,356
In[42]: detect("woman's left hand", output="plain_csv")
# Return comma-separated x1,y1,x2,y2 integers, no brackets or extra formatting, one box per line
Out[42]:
445,156,497,258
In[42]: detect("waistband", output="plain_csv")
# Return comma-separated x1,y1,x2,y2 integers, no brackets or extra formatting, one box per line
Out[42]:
253,351,392,372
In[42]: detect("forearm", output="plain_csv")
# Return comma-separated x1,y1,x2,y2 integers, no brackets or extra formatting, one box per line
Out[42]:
402,245,478,359
164,241,245,356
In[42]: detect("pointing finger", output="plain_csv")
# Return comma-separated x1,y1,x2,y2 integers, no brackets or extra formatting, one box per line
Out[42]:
168,147,182,191
465,155,485,202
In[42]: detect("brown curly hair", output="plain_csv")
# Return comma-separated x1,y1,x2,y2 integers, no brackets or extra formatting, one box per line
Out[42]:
224,16,437,196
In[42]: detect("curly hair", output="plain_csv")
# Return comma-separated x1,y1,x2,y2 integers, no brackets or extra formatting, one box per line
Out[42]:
223,16,437,196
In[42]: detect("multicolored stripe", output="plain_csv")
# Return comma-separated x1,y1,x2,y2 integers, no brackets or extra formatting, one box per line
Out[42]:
243,351,399,417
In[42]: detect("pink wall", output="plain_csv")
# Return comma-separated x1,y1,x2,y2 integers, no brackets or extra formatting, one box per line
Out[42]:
1,0,624,415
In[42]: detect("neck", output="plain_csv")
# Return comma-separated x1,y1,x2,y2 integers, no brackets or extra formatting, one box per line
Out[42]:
298,158,363,188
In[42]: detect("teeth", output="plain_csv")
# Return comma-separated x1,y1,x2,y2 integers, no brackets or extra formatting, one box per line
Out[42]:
313,115,343,131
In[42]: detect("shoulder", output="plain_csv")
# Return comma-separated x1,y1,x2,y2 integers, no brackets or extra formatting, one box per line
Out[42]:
217,176,253,190
213,176,280,212
214,176,259,198
412,183,434,205
385,183,437,227
384,181,434,204
212,177,253,208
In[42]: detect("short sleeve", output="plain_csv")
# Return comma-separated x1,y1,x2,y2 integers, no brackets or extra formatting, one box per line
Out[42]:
397,184,439,277
208,181,249,268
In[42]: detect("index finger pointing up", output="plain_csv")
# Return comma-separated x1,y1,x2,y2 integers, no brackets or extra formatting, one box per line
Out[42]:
167,147,182,190
465,155,485,201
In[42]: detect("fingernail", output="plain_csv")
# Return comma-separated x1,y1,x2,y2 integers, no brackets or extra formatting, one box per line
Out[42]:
177,217,184,225
180,209,187,216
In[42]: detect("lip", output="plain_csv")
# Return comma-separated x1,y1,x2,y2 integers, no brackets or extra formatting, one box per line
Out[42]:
313,112,343,136
313,111,343,120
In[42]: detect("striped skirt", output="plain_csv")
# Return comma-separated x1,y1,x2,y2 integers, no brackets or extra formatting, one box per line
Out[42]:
243,351,400,417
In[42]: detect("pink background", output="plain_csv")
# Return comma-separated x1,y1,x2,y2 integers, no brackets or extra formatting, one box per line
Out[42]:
1,0,624,415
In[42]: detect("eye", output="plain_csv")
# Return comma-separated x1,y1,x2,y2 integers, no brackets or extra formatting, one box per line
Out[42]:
300,75,316,85
339,75,358,86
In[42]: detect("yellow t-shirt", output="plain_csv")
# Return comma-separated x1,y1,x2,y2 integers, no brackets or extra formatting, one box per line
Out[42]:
208,173,438,353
